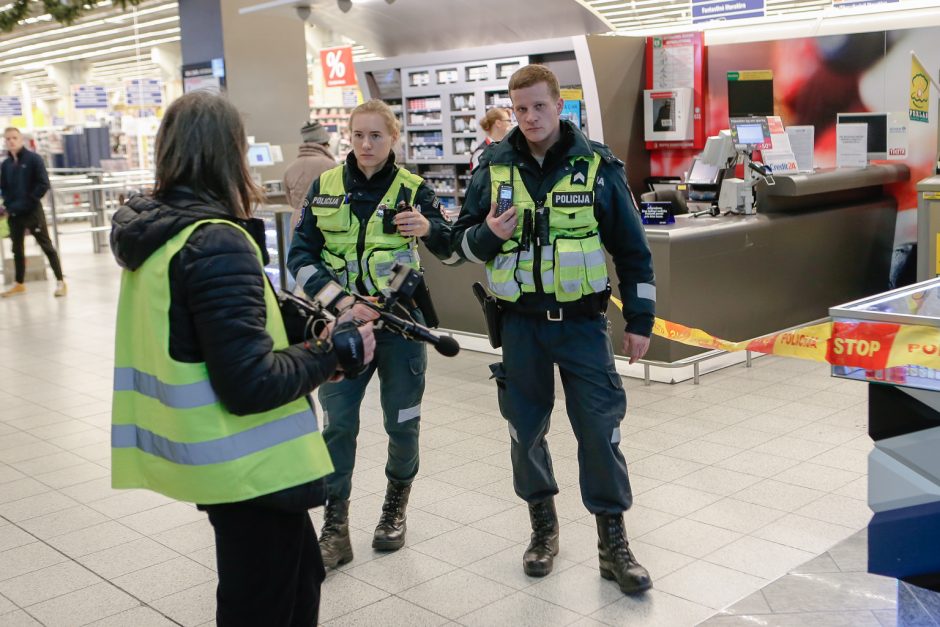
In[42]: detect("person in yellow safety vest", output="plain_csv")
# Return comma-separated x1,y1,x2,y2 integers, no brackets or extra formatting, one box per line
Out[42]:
287,99,456,569
451,65,656,595
109,91,377,627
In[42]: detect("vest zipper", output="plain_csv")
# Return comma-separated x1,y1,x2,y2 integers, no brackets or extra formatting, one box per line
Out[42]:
533,199,545,294
355,213,369,294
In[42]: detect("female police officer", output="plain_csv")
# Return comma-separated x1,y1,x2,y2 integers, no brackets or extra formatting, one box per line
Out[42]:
288,99,453,568
110,91,376,625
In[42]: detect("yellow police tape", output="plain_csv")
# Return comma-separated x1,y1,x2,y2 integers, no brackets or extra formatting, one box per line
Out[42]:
610,296,940,372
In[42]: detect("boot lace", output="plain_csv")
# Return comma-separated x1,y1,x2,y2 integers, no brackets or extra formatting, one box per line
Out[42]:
378,486,406,526
531,503,555,533
606,517,637,563
322,502,345,535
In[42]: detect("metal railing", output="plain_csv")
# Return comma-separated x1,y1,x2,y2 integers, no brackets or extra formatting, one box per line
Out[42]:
46,168,154,253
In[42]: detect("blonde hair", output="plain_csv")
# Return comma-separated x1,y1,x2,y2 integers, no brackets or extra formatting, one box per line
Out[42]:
349,99,400,140
508,64,561,100
479,108,510,133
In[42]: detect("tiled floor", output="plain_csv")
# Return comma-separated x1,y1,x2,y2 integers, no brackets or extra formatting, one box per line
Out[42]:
0,239,879,625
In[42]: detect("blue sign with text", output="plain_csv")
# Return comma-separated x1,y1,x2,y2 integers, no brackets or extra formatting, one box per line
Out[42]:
692,0,765,23
125,79,163,106
73,85,108,110
0,95,23,116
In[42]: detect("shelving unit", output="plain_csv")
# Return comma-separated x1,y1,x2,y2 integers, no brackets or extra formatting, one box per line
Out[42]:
377,55,526,219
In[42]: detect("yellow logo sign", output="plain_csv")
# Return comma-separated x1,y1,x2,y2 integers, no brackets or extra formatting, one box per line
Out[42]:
911,55,930,123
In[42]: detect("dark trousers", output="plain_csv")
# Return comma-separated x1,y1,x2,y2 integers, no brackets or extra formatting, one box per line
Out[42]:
205,502,325,627
9,207,63,283
318,326,426,500
492,311,633,514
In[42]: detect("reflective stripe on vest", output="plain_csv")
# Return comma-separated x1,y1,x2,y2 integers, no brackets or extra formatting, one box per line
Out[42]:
112,408,318,466
313,165,423,295
486,155,608,303
112,218,334,505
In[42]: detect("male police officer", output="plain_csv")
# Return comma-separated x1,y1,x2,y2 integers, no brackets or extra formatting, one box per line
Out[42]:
451,65,654,594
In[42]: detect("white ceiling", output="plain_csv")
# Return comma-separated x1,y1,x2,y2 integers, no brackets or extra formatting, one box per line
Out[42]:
0,0,178,101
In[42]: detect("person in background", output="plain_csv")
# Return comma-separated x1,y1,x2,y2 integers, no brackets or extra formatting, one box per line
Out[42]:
109,91,377,626
469,107,513,170
288,99,455,570
283,121,336,230
451,64,654,595
0,127,66,297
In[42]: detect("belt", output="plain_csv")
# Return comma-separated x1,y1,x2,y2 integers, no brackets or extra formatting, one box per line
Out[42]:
503,292,609,322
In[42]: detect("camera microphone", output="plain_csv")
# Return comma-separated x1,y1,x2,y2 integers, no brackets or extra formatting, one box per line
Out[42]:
433,335,460,357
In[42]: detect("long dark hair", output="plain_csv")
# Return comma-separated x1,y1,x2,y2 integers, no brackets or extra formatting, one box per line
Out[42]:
153,91,263,219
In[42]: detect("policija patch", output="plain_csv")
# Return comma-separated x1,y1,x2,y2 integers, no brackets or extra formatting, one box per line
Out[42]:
552,191,594,207
310,195,344,209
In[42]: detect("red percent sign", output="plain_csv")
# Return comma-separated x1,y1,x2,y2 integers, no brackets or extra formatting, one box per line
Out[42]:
320,46,356,88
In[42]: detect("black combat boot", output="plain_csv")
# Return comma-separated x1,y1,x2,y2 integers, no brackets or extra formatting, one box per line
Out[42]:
372,481,411,551
596,513,652,594
319,499,353,569
523,497,559,577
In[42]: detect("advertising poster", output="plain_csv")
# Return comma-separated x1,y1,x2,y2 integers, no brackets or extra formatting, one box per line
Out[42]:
645,32,705,150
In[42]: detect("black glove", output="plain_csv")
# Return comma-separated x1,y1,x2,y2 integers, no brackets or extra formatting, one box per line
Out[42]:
331,320,368,378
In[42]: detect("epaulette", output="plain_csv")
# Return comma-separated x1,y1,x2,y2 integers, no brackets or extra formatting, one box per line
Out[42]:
590,140,625,167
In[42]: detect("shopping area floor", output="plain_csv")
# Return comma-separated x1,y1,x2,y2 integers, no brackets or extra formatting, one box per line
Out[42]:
0,239,897,626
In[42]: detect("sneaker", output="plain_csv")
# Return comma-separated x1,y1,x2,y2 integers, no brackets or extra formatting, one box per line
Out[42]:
1,283,26,297
54,281,67,297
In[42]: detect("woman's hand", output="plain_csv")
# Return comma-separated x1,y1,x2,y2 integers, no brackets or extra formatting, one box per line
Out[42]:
393,209,430,238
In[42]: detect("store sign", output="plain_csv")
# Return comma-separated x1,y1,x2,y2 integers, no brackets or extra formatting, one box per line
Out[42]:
183,59,226,95
691,0,764,23
0,95,23,116
320,46,357,88
72,85,107,110
125,79,163,106
832,0,898,7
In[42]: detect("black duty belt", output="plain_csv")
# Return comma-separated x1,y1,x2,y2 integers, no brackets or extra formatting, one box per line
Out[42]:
501,291,610,322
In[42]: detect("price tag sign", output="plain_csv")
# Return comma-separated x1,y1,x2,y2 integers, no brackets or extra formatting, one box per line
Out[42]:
320,46,357,88
640,201,675,225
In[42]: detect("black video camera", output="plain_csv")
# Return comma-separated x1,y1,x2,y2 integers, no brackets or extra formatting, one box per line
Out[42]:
281,263,459,373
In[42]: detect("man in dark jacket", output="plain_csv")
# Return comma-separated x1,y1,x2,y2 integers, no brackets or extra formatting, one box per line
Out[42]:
451,65,654,595
1,127,66,297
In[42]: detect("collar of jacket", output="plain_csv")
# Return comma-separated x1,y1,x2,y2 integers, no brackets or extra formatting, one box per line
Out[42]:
343,150,399,192
297,143,334,159
111,188,268,271
487,120,592,166
3,146,30,164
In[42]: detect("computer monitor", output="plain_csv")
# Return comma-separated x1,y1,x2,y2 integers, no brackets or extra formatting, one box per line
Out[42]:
247,143,274,167
728,74,774,118
835,112,888,160
687,159,720,186
729,117,771,150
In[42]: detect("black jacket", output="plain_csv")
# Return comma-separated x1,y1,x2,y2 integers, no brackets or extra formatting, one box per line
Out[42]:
110,189,339,416
1,147,50,216
452,121,656,337
287,151,455,303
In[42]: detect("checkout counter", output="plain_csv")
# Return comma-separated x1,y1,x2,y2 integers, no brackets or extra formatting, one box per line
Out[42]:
420,163,908,363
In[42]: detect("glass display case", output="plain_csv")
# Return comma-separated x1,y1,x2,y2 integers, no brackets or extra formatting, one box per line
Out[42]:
830,277,940,391
254,205,295,293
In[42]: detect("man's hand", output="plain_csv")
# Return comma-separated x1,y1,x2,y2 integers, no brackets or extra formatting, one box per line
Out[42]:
394,208,430,238
327,321,377,382
485,202,517,241
622,333,650,365
358,322,376,366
